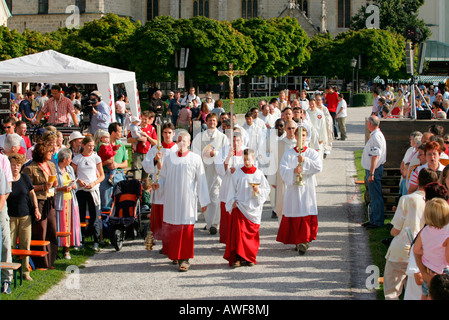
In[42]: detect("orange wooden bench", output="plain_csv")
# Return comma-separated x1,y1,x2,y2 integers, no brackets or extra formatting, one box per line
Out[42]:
11,249,49,260
1,262,22,288
56,232,71,238
16,239,50,247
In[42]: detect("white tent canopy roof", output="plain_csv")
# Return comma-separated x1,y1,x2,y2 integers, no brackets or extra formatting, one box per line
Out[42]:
0,50,140,119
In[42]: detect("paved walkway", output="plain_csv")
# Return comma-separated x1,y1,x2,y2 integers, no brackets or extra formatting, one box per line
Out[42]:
40,106,377,300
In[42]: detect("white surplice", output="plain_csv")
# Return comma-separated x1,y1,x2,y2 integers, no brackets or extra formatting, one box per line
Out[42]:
225,167,270,224
142,143,179,205
158,151,210,225
215,145,245,203
280,147,322,217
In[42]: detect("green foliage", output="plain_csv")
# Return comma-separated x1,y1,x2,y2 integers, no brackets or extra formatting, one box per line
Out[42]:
232,17,309,77
221,96,277,114
303,29,406,80
350,0,431,42
59,13,140,69
0,26,26,60
179,16,256,85
127,16,180,82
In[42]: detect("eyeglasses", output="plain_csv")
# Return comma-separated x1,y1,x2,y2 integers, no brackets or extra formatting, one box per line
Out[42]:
3,126,11,129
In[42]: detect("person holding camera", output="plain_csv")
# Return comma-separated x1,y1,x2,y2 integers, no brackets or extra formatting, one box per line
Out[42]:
33,85,79,127
88,91,112,136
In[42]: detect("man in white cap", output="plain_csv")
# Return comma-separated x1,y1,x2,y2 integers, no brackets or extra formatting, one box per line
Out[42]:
89,90,111,135
68,131,84,158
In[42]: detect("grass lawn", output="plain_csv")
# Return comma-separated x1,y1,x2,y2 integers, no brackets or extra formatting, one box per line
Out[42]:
354,149,393,300
2,240,99,300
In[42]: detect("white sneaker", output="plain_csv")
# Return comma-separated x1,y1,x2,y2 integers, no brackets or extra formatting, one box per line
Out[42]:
93,243,100,252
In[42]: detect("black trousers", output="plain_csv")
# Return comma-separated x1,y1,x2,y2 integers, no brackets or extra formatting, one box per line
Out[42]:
76,190,100,243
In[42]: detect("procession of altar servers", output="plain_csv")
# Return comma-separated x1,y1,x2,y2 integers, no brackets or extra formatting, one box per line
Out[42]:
142,95,335,270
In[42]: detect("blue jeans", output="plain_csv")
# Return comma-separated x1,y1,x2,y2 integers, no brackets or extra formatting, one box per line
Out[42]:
116,113,126,127
366,165,384,227
100,170,125,210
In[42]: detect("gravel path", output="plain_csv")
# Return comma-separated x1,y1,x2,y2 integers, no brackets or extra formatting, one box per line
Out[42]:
40,106,377,300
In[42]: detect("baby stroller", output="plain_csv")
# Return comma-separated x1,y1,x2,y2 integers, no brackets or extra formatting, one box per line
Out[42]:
103,179,142,251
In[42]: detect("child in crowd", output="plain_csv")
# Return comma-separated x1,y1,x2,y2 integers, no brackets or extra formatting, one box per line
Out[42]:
429,274,449,300
130,116,151,152
96,130,119,185
413,197,449,300
141,177,152,212
223,148,270,268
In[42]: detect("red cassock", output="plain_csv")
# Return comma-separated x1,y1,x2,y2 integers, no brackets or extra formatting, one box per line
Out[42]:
219,202,230,244
223,207,260,266
151,204,164,241
276,215,318,245
162,222,195,261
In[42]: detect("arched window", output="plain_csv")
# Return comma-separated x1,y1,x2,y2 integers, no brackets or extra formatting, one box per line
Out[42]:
193,1,209,17
242,0,257,19
147,0,158,21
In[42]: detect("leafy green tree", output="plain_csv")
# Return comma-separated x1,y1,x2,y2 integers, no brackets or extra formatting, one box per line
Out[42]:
179,16,256,86
127,16,256,86
350,0,431,42
126,16,181,82
232,17,309,77
59,13,139,69
0,26,25,60
302,29,406,80
21,29,61,55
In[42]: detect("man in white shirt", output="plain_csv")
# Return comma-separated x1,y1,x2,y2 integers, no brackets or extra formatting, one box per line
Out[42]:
0,117,27,155
336,93,348,140
180,87,201,107
361,115,387,229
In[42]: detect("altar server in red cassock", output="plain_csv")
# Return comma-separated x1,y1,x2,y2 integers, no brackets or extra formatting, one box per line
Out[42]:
142,123,178,251
276,126,322,255
152,130,210,272
215,132,245,244
224,148,270,268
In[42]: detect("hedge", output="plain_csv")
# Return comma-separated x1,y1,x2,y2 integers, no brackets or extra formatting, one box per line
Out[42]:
340,91,374,107
221,96,278,114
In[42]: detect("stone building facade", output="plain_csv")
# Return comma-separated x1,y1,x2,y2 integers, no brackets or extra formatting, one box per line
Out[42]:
6,0,367,37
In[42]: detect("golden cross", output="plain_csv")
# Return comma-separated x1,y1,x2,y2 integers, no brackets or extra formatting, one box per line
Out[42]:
218,63,245,160
218,63,245,124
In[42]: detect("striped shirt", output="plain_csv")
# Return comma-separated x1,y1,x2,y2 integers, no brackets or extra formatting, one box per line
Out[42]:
41,95,75,125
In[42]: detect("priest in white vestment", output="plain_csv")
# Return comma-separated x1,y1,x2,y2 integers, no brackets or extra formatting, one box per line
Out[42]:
192,113,229,235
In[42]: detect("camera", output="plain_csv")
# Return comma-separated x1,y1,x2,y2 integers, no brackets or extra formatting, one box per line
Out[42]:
79,95,97,129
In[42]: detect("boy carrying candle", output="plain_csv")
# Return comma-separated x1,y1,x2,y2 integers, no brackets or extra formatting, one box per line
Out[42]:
223,148,270,268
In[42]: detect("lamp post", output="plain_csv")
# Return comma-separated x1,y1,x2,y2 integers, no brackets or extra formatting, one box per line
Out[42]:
350,57,357,106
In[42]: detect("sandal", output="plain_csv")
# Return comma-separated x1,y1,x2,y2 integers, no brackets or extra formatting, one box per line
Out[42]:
232,260,242,268
178,260,190,272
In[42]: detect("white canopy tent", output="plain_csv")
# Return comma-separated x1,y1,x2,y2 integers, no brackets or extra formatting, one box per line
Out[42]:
0,49,141,121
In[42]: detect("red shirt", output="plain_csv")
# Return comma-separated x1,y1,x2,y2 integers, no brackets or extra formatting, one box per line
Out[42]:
326,92,339,113
127,124,157,154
